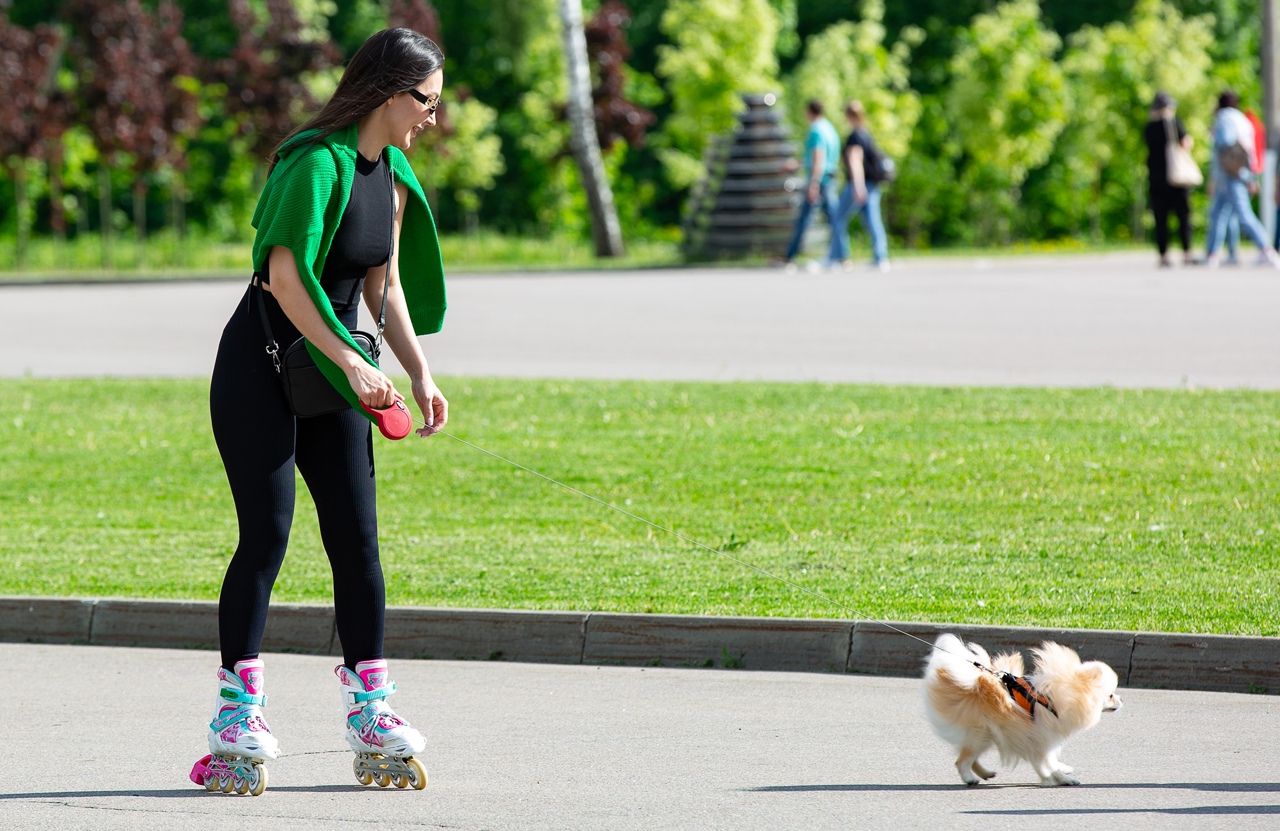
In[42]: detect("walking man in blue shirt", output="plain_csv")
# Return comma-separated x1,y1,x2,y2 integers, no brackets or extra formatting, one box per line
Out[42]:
783,100,842,268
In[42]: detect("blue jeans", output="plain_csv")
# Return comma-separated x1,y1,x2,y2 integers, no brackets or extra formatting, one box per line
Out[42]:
830,182,888,264
785,178,840,262
1206,178,1268,254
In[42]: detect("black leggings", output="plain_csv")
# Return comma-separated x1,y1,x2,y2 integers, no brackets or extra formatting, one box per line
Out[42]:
209,286,384,671
1150,183,1191,256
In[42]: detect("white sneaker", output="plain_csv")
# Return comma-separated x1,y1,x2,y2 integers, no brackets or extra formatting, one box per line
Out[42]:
1253,250,1280,268
1204,253,1220,269
874,260,891,273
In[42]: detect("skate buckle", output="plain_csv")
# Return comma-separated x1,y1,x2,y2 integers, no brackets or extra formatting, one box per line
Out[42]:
220,687,268,707
346,681,396,706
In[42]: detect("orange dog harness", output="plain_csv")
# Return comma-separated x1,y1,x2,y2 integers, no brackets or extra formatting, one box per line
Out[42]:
976,663,1058,720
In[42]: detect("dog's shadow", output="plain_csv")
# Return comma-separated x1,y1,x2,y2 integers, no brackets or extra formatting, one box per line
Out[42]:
747,782,1280,794
0,784,383,800
747,782,1280,815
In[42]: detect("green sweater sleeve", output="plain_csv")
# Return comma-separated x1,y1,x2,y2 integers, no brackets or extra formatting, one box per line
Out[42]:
388,147,447,335
251,141,379,420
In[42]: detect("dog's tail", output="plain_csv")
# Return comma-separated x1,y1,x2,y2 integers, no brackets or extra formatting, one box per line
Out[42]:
923,634,1023,724
924,633,988,684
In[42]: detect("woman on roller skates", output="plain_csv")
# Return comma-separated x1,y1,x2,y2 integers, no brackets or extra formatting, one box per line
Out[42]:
192,26,449,796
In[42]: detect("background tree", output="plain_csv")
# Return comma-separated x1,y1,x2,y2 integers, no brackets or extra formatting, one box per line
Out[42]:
786,0,923,161
0,10,63,267
217,0,340,167
585,1,656,152
65,0,171,264
655,0,782,188
945,0,1070,244
561,0,623,256
388,0,507,232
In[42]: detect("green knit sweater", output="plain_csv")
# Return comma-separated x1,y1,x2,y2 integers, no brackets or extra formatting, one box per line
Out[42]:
250,123,447,420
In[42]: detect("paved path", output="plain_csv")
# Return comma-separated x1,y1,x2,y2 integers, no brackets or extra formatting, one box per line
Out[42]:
6,252,1280,387
1,643,1278,831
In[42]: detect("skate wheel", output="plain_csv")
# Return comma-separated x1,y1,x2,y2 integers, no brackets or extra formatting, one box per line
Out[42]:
373,772,391,787
235,778,249,795
219,775,235,793
247,764,268,797
353,757,374,786
392,773,408,789
405,757,427,790
203,775,219,792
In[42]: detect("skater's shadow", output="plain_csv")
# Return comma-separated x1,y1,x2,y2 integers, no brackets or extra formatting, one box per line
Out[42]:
0,784,384,800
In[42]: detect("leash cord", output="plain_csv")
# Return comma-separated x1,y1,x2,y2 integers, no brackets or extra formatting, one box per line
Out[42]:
411,419,949,658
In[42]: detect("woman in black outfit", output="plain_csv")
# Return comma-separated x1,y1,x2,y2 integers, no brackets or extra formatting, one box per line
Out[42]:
1144,91,1194,267
194,28,448,795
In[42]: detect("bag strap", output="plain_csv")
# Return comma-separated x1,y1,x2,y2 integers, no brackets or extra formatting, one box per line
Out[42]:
252,274,282,374
374,158,393,352
252,155,396,372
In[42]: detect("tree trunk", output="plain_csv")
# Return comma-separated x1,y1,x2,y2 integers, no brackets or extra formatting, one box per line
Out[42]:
558,0,624,258
99,165,113,268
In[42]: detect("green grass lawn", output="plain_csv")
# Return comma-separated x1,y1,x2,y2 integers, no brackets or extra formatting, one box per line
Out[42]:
2,378,1277,635
0,231,682,280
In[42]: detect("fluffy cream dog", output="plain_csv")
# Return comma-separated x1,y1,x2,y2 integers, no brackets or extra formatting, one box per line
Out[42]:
922,633,1122,786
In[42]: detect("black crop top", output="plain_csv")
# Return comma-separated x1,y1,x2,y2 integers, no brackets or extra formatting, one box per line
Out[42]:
260,151,394,312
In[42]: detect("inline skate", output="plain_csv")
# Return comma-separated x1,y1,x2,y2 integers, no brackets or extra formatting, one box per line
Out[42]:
337,659,427,789
189,658,278,795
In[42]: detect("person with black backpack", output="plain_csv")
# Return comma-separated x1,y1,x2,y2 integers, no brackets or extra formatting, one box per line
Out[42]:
830,100,891,271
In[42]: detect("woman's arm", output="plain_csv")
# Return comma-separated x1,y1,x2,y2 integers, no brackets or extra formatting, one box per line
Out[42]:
268,244,401,409
846,144,866,202
363,180,448,436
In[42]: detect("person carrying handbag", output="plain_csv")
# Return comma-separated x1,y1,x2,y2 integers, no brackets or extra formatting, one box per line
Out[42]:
1143,91,1196,268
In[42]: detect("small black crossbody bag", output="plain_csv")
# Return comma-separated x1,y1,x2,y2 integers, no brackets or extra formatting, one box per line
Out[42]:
254,160,394,418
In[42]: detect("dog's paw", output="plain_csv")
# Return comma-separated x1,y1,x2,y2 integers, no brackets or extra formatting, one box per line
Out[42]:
1044,772,1080,786
973,762,997,780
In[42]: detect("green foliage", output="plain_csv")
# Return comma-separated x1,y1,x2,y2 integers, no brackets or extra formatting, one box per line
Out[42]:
655,0,781,188
410,96,506,225
786,0,922,160
0,0,1267,255
945,0,1070,243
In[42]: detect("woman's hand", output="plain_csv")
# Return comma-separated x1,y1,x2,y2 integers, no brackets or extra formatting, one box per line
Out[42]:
411,376,448,437
345,361,402,410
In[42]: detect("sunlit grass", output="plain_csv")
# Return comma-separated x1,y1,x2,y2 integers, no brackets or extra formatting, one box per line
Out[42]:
2,377,1277,635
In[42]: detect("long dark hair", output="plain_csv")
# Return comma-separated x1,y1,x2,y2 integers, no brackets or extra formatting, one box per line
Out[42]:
269,27,444,172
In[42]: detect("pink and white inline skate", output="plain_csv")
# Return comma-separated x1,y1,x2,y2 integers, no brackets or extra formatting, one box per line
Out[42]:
337,659,427,789
189,659,278,795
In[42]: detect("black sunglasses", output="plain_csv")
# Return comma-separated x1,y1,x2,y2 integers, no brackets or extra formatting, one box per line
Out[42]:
406,88,440,114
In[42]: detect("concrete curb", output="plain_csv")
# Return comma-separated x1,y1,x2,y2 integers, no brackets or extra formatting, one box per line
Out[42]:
1,595,1276,695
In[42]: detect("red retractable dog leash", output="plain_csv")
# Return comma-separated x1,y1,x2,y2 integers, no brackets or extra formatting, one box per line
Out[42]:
361,400,414,440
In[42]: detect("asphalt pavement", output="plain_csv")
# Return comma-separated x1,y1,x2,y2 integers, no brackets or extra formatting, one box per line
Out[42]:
6,252,1280,387
4,254,1280,829
1,642,1278,831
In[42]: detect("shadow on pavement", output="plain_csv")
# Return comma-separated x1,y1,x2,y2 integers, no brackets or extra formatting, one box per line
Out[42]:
749,782,1280,794
964,806,1280,816
0,784,386,800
